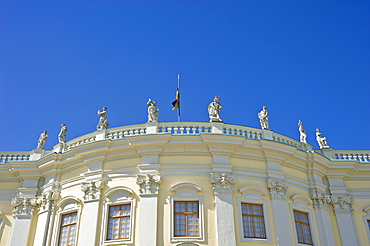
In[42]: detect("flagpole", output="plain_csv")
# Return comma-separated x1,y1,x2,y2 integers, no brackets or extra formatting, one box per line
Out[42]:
178,74,181,122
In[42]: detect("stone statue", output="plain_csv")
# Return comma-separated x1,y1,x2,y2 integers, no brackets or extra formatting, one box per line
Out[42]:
316,128,329,149
58,124,68,144
37,130,48,149
258,105,269,129
298,120,307,143
147,99,159,122
208,96,223,122
96,107,109,130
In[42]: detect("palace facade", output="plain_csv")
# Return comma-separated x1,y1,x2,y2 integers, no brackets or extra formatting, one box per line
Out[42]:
0,122,370,246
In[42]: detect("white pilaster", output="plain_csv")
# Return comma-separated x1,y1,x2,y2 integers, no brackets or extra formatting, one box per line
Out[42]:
330,196,359,246
136,173,160,246
214,195,237,246
77,181,103,245
137,195,158,246
211,173,236,246
33,191,59,246
8,197,36,246
267,179,294,246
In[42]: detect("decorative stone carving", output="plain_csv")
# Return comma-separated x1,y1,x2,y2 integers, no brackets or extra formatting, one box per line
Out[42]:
329,195,353,214
309,189,330,209
258,106,269,129
11,197,37,216
37,130,48,149
136,174,161,195
81,181,103,201
208,96,223,122
298,120,307,144
316,128,329,149
147,99,159,122
36,190,59,213
96,107,109,131
267,179,288,200
58,124,68,152
210,173,235,194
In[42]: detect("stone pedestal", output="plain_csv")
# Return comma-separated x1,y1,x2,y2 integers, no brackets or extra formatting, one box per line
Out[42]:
262,129,273,140
211,122,224,134
95,129,107,141
30,148,45,161
146,122,159,134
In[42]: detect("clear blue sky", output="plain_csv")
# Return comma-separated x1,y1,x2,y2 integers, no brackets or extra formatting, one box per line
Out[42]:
1,1,369,151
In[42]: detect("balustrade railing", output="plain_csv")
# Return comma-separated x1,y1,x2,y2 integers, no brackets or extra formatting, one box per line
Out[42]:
2,123,369,163
157,122,211,134
333,151,370,162
222,124,262,139
0,151,30,163
107,124,147,139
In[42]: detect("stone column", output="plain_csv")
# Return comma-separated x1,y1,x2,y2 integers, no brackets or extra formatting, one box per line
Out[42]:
8,197,36,246
211,173,237,246
77,181,103,245
33,191,59,246
136,173,161,246
329,195,359,246
267,179,294,246
309,189,335,246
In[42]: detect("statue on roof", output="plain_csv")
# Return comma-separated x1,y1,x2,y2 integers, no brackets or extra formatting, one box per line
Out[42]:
316,128,329,149
37,130,48,149
58,124,68,153
258,105,269,129
208,96,223,122
298,120,307,144
96,107,109,131
147,99,159,122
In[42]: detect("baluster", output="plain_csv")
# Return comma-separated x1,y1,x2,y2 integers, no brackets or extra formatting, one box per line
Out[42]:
179,127,184,134
185,127,190,134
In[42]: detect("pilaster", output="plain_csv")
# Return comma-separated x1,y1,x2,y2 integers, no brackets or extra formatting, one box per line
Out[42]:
329,195,359,246
136,173,161,246
77,181,104,245
8,196,37,246
211,173,237,246
33,190,59,246
267,178,294,246
309,188,335,246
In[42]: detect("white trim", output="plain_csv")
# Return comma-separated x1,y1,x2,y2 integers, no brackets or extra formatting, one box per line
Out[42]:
51,196,82,246
362,206,370,243
290,196,318,246
236,186,271,244
0,210,4,240
101,186,136,245
170,182,204,243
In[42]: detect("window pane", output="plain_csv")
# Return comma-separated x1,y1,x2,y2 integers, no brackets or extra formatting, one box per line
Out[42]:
59,212,77,246
174,201,199,237
241,203,266,239
293,210,312,245
107,204,131,240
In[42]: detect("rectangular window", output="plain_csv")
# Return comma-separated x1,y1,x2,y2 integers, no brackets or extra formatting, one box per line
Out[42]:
107,204,131,240
368,220,370,231
174,201,199,237
58,212,77,246
293,210,313,245
241,203,266,238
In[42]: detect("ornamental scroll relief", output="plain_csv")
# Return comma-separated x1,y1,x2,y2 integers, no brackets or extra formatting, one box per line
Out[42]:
266,179,288,200
136,174,161,195
210,173,235,194
81,181,103,202
11,197,37,216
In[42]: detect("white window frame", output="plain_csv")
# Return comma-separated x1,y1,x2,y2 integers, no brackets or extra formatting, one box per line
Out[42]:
170,182,204,243
51,196,82,246
362,206,370,243
290,195,318,246
236,185,272,244
101,186,136,246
